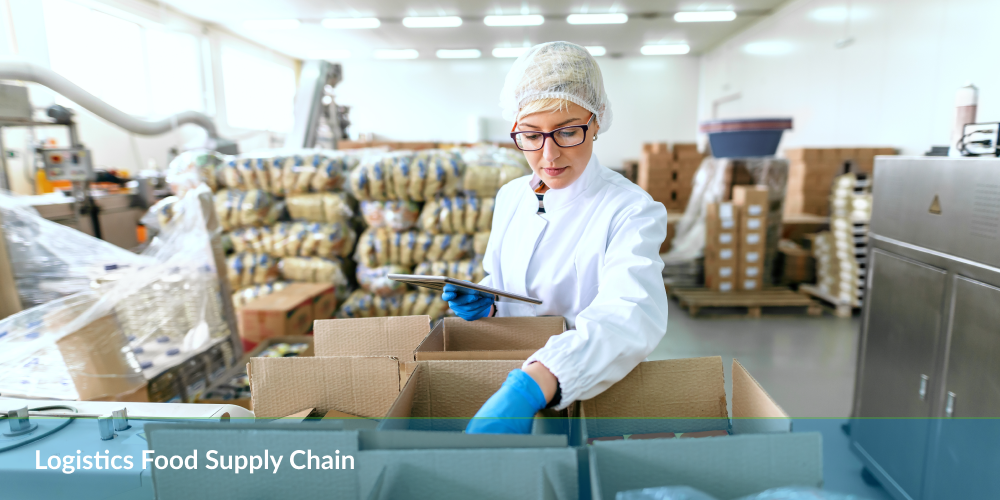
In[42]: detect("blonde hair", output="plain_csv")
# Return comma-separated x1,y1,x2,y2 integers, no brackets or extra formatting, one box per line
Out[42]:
517,98,572,122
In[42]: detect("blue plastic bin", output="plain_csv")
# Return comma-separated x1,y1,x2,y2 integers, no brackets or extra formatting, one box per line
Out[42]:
699,118,793,158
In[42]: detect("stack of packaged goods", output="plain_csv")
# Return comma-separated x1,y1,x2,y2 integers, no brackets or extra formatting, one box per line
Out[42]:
339,147,530,320
212,151,361,311
813,173,872,307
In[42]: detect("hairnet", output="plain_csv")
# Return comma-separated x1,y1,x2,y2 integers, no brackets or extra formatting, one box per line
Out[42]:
499,41,613,133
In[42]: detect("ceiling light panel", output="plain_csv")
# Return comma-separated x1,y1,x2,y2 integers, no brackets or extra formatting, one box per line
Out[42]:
492,47,530,58
674,11,737,23
374,49,419,59
321,18,380,29
402,16,462,28
308,50,351,60
436,49,482,59
640,44,691,55
566,13,628,25
243,19,300,30
483,15,544,26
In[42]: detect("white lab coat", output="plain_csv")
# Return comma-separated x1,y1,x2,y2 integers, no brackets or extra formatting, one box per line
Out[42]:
479,154,669,409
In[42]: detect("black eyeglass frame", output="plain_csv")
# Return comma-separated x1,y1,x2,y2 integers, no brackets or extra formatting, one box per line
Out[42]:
510,114,595,151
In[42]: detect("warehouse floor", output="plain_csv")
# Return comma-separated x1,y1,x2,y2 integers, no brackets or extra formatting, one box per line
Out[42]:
649,300,893,500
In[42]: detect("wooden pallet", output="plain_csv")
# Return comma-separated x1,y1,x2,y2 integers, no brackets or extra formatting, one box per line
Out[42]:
798,284,859,318
672,287,822,318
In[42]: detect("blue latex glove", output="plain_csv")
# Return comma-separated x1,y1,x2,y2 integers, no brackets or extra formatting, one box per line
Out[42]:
465,369,547,434
441,283,494,321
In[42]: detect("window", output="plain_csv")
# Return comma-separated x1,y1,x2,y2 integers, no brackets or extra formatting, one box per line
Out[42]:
43,0,205,118
220,45,296,132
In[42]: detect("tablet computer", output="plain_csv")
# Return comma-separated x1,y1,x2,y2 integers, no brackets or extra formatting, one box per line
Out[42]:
386,274,543,305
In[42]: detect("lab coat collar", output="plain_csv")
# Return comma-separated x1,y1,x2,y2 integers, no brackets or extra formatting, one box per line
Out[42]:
528,153,602,213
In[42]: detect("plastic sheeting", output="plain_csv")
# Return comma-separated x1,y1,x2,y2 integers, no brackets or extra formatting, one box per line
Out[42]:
0,185,231,401
0,194,150,309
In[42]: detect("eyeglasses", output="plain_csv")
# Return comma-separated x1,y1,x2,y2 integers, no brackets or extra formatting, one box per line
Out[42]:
510,114,594,151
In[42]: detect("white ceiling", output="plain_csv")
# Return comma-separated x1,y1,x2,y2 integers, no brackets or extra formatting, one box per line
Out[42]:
156,1,786,59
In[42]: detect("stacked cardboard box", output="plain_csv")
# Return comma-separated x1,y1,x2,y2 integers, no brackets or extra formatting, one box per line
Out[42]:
637,142,704,213
777,239,815,286
784,147,895,216
704,202,741,292
733,186,771,291
238,283,337,344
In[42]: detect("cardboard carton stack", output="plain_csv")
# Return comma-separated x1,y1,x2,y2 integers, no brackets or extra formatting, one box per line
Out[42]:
784,147,895,216
637,142,704,213
704,202,741,292
733,186,772,291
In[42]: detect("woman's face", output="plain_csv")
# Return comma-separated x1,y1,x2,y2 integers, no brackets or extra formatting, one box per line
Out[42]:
516,101,598,190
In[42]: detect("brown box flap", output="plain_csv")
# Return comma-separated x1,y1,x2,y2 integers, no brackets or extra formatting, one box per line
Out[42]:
313,316,430,362
582,356,727,419
732,358,788,419
249,356,400,419
444,316,565,351
414,316,565,360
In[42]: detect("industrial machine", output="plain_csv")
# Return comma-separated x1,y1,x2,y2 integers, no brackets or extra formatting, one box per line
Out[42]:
0,397,252,499
850,156,1000,499
0,62,236,244
285,60,348,150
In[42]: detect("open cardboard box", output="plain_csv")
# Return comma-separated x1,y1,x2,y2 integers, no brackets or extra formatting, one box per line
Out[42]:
248,315,572,440
414,316,566,360
579,356,822,500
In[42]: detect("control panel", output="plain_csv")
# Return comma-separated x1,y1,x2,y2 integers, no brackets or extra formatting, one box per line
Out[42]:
41,147,94,181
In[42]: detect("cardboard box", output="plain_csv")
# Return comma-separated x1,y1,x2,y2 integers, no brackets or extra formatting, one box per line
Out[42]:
579,357,793,440
740,276,763,291
249,355,402,419
414,316,566,360
281,282,337,321
732,185,769,219
197,335,314,410
672,143,702,160
705,202,740,250
250,315,570,432
383,359,529,431
238,288,316,343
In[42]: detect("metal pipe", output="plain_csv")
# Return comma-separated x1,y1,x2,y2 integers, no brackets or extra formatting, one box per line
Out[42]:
0,60,219,139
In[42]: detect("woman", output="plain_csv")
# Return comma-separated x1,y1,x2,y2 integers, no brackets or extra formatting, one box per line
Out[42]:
442,42,669,433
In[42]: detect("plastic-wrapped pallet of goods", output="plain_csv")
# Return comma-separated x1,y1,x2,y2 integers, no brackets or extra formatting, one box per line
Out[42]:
0,185,238,403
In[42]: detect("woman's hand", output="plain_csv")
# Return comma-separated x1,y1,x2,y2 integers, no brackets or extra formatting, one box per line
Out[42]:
441,284,494,321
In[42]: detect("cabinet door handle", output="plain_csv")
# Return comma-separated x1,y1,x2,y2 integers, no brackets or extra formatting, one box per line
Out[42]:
945,391,957,418
919,374,929,401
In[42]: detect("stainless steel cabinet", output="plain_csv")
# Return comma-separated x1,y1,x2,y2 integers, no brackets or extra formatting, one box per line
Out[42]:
851,157,1000,500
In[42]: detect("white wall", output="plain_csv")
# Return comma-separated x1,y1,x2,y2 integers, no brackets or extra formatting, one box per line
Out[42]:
698,0,1000,155
0,0,297,194
336,56,701,168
